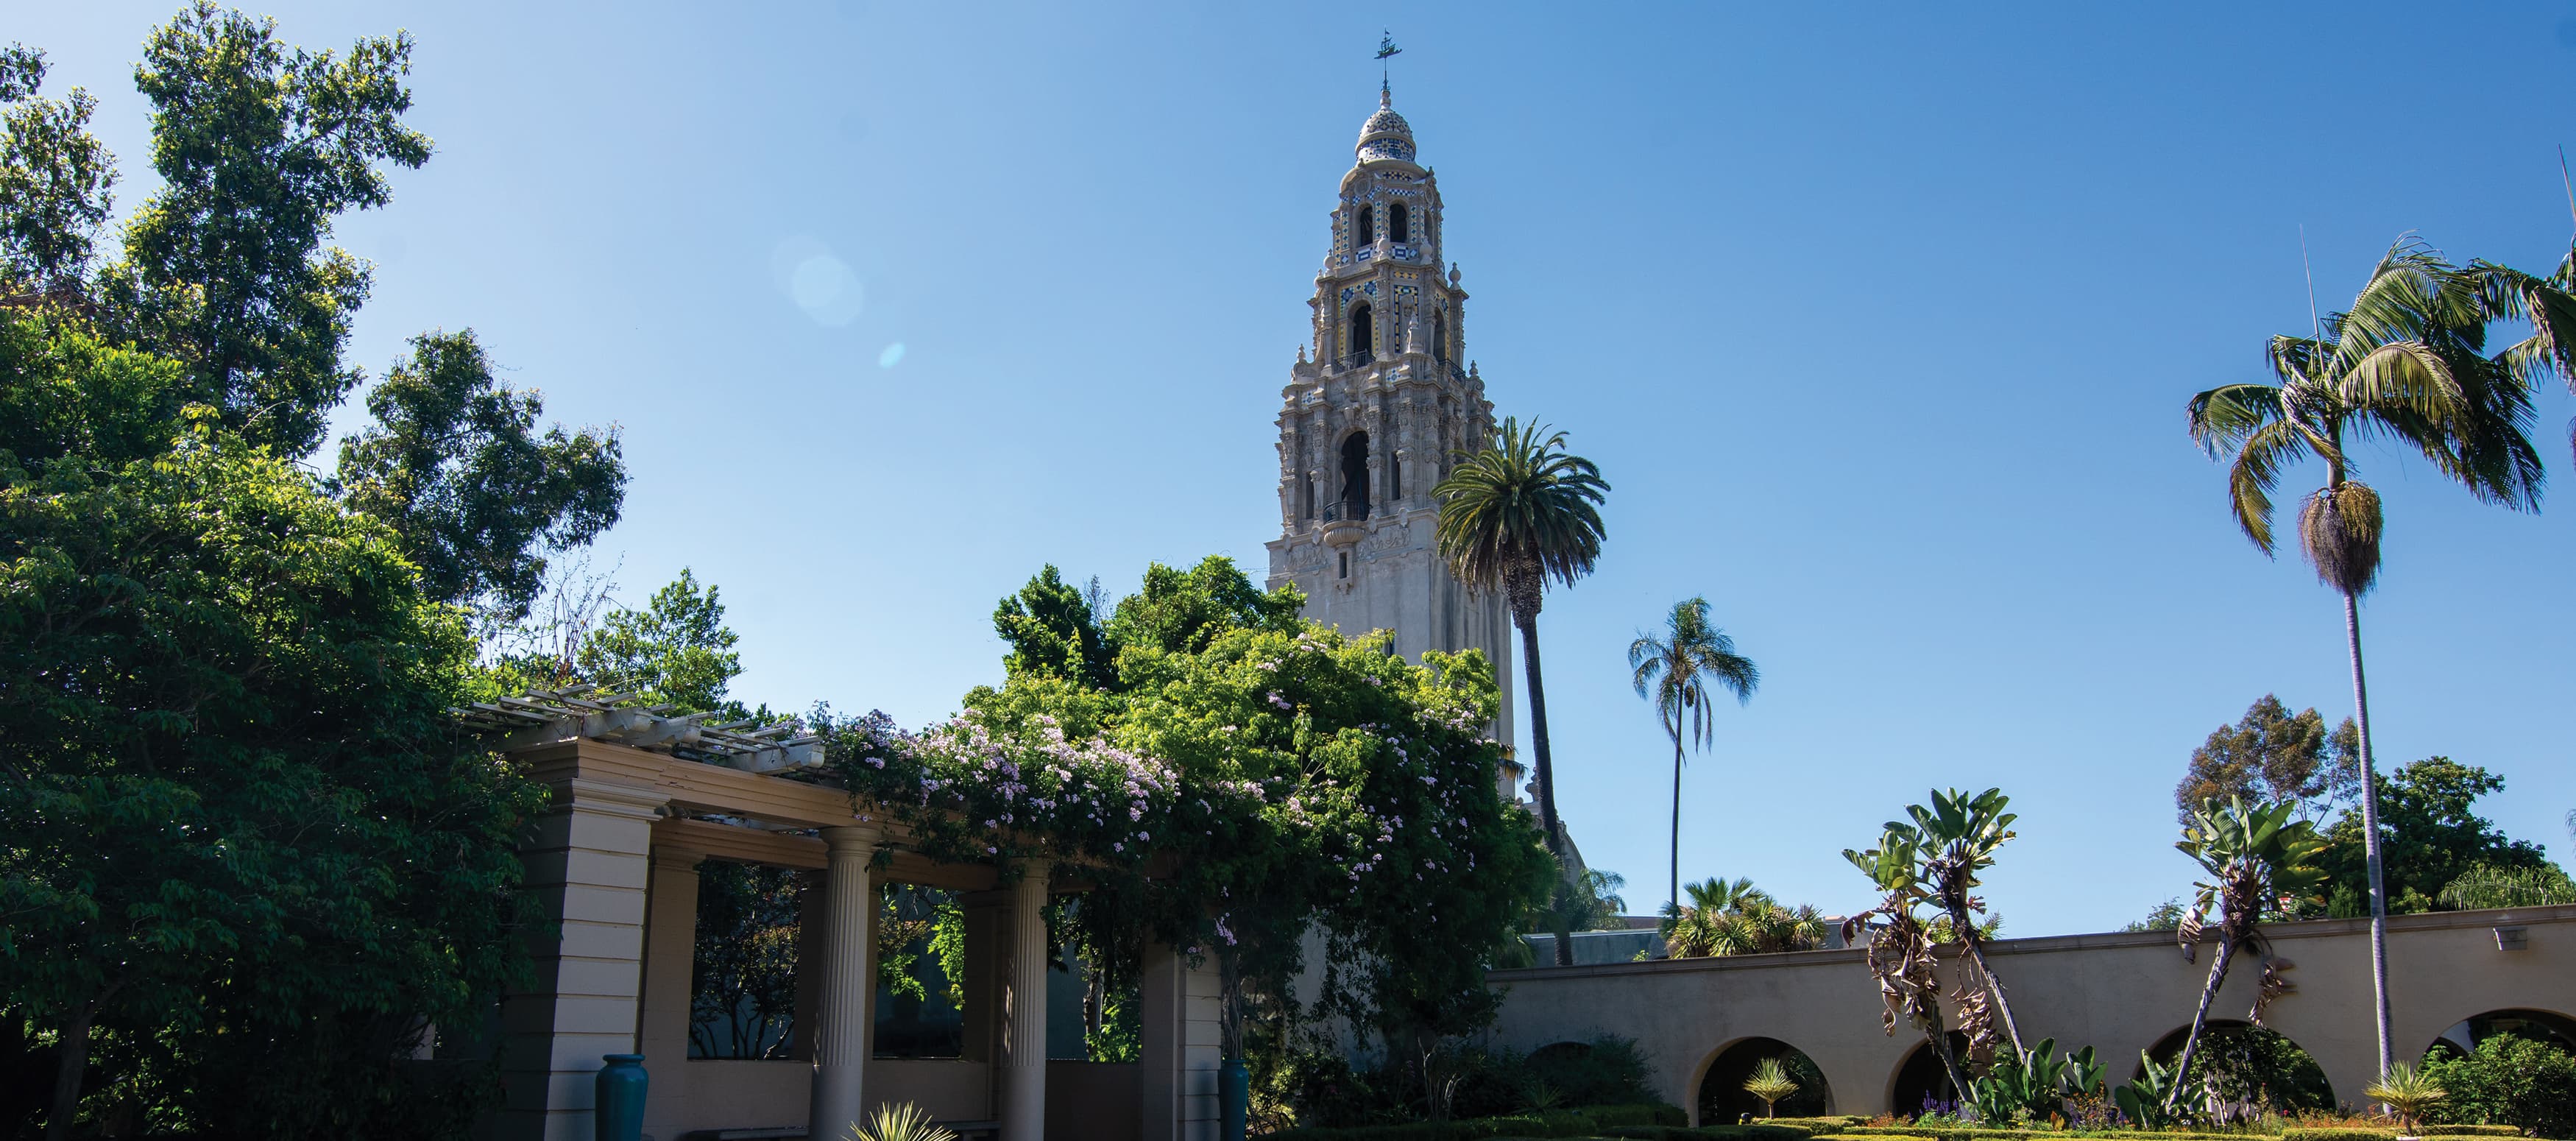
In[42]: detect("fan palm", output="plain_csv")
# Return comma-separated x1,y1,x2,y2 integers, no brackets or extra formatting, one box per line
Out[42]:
1659,877,1826,958
1434,417,1608,963
1630,597,1760,910
2163,797,2330,1113
2187,236,2544,1074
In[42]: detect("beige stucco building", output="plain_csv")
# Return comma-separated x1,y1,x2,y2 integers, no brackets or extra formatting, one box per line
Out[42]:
1487,905,2576,1124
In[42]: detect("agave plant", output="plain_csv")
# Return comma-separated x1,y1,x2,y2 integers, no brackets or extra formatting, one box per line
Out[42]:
846,1102,958,1141
2163,797,2329,1113
1967,1036,2073,1125
1743,1056,1800,1119
2366,1061,2446,1131
1844,827,1971,1102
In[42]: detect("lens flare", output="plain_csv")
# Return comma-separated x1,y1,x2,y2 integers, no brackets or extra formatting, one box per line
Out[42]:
877,342,906,369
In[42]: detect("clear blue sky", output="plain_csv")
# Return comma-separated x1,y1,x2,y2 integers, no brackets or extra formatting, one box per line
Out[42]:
27,3,2576,934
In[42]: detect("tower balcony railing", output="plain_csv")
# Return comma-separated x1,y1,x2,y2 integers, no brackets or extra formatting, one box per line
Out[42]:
1334,350,1378,372
1319,499,1370,524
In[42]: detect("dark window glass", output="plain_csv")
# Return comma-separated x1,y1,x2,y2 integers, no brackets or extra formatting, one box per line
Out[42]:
1390,204,1409,242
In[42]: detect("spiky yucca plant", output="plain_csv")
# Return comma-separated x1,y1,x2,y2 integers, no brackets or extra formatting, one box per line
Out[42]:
846,1103,958,1141
1744,1056,1800,1118
2366,1061,2445,1131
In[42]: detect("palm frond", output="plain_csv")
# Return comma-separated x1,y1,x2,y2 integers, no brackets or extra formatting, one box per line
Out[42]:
1433,417,1609,610
2223,420,2313,556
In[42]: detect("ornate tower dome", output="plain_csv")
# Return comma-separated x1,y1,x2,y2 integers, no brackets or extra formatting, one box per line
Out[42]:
1355,84,1416,163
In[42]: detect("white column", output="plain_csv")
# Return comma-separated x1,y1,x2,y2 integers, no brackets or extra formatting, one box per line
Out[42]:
807,825,881,1139
1140,942,1223,1141
1000,860,1052,1140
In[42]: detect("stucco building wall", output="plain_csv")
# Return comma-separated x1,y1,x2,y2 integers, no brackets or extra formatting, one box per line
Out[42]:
1487,905,2576,1123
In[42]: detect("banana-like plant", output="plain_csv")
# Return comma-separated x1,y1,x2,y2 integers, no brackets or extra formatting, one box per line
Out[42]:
1969,1036,2073,1124
2164,796,2329,1113
1905,788,2026,1059
1844,827,1972,1103
2115,1053,2182,1129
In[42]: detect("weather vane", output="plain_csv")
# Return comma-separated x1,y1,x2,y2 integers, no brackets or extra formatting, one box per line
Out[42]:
1376,30,1402,103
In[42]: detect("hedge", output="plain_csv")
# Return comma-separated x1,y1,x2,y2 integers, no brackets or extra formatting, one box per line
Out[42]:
1264,1103,1689,1141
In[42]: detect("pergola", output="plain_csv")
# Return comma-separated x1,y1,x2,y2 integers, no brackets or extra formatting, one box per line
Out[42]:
460,689,1224,1141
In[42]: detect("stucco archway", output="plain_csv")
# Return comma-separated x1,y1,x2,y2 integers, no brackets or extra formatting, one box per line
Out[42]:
1886,1032,1970,1117
2142,1020,2332,1112
2426,1007,2576,1059
1696,1036,1832,1123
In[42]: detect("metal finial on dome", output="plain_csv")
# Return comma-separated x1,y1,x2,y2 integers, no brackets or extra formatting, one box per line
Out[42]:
1381,72,1392,110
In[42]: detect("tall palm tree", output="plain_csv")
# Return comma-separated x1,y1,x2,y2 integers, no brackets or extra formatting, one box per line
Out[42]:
2164,797,2329,1113
2186,237,2544,1074
1630,598,1759,910
1433,418,1607,863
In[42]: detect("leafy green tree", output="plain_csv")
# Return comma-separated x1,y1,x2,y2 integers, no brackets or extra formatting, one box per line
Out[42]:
332,330,625,621
2187,237,2546,1075
687,861,802,1059
0,47,116,294
573,568,744,714
0,320,542,1137
2422,1034,2576,1137
843,556,1551,1058
99,2,431,456
2164,798,2330,1112
1627,596,1759,910
2175,696,2358,825
2436,863,2575,909
991,563,1119,689
1433,417,1608,967
2318,757,2551,916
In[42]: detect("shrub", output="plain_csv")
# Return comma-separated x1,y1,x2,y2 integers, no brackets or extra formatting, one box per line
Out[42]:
1524,1036,1659,1109
2282,1129,2399,1141
1583,1104,1690,1128
2422,1034,2576,1140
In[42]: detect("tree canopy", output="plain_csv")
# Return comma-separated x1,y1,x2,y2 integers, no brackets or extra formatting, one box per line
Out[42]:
2318,757,2552,916
2174,696,2359,826
837,556,1551,1046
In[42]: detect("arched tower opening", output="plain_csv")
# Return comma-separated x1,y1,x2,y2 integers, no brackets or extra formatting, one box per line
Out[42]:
1356,204,1376,246
1349,303,1373,361
1390,202,1409,242
1340,432,1370,520
1434,311,1449,363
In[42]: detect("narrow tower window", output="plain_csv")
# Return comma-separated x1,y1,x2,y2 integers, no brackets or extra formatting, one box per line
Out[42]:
1390,203,1409,242
1390,453,1403,501
1356,205,1376,245
1350,303,1373,360
1301,476,1314,520
1340,431,1371,520
1434,312,1449,364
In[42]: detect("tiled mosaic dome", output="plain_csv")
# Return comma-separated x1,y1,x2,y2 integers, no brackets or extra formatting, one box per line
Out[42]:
1356,93,1415,163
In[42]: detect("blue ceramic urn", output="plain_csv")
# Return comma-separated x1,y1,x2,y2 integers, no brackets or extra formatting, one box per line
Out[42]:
595,1053,648,1141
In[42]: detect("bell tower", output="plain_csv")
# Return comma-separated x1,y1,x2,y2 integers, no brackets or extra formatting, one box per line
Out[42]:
1263,84,1518,785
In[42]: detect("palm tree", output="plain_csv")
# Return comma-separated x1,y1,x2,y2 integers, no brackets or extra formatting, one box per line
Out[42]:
2187,237,2544,1074
2467,238,2576,465
1629,598,1760,910
1434,417,1609,966
2164,797,2330,1113
1659,877,1827,958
